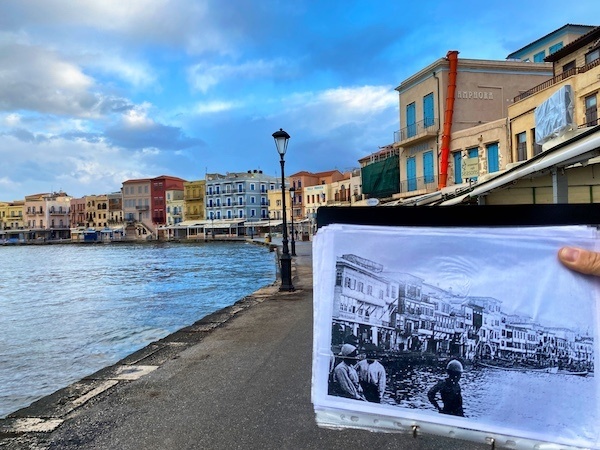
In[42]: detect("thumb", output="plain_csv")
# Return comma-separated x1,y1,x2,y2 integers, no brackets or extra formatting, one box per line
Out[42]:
558,247,600,276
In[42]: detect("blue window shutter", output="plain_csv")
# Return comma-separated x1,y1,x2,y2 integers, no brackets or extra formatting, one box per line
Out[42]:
487,143,499,173
453,152,462,184
407,157,417,191
423,151,434,183
406,103,416,138
423,93,434,127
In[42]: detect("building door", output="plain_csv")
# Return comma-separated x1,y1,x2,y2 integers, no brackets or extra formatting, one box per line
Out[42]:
406,102,416,138
486,143,499,173
407,157,417,191
423,151,434,184
453,152,462,184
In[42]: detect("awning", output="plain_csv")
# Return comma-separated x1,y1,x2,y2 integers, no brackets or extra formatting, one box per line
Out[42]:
440,126,600,205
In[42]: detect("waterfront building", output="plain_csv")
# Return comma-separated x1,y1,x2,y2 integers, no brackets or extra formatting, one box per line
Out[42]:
150,175,186,227
84,194,109,229
166,188,184,226
183,180,205,221
69,197,86,228
23,192,71,240
325,171,353,207
393,55,553,201
107,192,123,228
205,170,279,237
290,170,347,225
332,254,399,349
122,178,152,238
0,200,24,233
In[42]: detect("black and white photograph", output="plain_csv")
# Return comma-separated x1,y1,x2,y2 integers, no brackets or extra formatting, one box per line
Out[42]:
312,224,600,449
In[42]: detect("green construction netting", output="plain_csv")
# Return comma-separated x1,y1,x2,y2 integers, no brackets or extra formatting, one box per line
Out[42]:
361,155,399,198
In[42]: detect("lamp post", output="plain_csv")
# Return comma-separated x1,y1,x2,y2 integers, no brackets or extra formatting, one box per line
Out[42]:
211,213,215,239
289,186,296,256
272,128,294,291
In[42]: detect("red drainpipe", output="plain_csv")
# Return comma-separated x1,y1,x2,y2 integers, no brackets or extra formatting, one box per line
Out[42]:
438,50,459,189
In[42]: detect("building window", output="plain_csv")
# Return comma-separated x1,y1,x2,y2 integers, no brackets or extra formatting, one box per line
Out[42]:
585,48,600,65
250,183,255,191
516,132,527,161
585,94,597,127
563,60,576,73
250,209,256,217
250,196,255,204
549,42,563,54
533,50,545,62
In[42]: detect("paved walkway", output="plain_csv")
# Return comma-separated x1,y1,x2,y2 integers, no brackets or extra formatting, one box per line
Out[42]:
1,240,486,449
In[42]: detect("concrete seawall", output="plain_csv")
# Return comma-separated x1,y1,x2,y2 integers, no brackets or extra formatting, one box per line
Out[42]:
0,240,486,449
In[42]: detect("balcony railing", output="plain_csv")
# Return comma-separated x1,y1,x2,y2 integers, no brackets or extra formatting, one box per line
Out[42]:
514,58,600,103
135,205,149,211
399,175,438,194
394,118,439,144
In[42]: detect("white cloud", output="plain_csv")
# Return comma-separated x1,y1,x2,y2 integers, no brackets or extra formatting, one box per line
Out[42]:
83,54,157,89
280,85,397,134
193,101,238,115
187,59,287,93
0,134,155,199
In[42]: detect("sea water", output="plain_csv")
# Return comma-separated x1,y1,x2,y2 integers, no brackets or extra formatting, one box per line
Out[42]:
0,241,276,418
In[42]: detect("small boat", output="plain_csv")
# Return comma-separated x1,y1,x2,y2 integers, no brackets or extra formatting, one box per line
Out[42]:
557,370,589,377
476,361,558,374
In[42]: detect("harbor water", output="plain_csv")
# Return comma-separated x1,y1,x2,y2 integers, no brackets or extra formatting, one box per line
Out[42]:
0,241,276,418
385,364,599,445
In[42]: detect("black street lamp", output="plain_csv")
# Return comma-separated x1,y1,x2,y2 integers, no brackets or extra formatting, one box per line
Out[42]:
272,128,294,291
289,186,296,256
211,213,215,239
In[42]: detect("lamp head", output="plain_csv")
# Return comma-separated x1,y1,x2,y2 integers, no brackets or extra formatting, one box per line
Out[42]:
272,128,290,156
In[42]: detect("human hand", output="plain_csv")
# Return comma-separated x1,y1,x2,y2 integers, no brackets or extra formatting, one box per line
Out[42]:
558,247,600,276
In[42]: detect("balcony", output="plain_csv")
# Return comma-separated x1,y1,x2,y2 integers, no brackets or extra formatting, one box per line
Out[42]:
399,175,438,196
514,58,600,103
135,205,149,211
49,208,68,215
394,118,439,146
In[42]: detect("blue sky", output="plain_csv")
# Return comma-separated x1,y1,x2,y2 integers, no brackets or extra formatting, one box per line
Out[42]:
0,1,597,200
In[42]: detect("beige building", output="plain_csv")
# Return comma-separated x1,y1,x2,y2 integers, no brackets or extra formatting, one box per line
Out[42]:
122,178,153,237
183,180,205,221
393,54,553,199
23,192,71,240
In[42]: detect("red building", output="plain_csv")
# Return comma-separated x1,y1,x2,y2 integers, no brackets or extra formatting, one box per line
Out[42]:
150,175,186,226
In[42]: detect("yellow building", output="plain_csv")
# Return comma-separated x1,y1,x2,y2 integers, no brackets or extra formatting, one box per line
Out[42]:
0,201,24,231
84,194,109,229
495,26,600,205
183,180,205,221
393,55,552,200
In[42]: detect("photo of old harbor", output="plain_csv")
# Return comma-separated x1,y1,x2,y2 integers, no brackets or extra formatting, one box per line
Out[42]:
314,225,599,446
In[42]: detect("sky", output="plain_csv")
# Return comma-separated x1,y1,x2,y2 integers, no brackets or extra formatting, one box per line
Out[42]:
0,1,598,200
